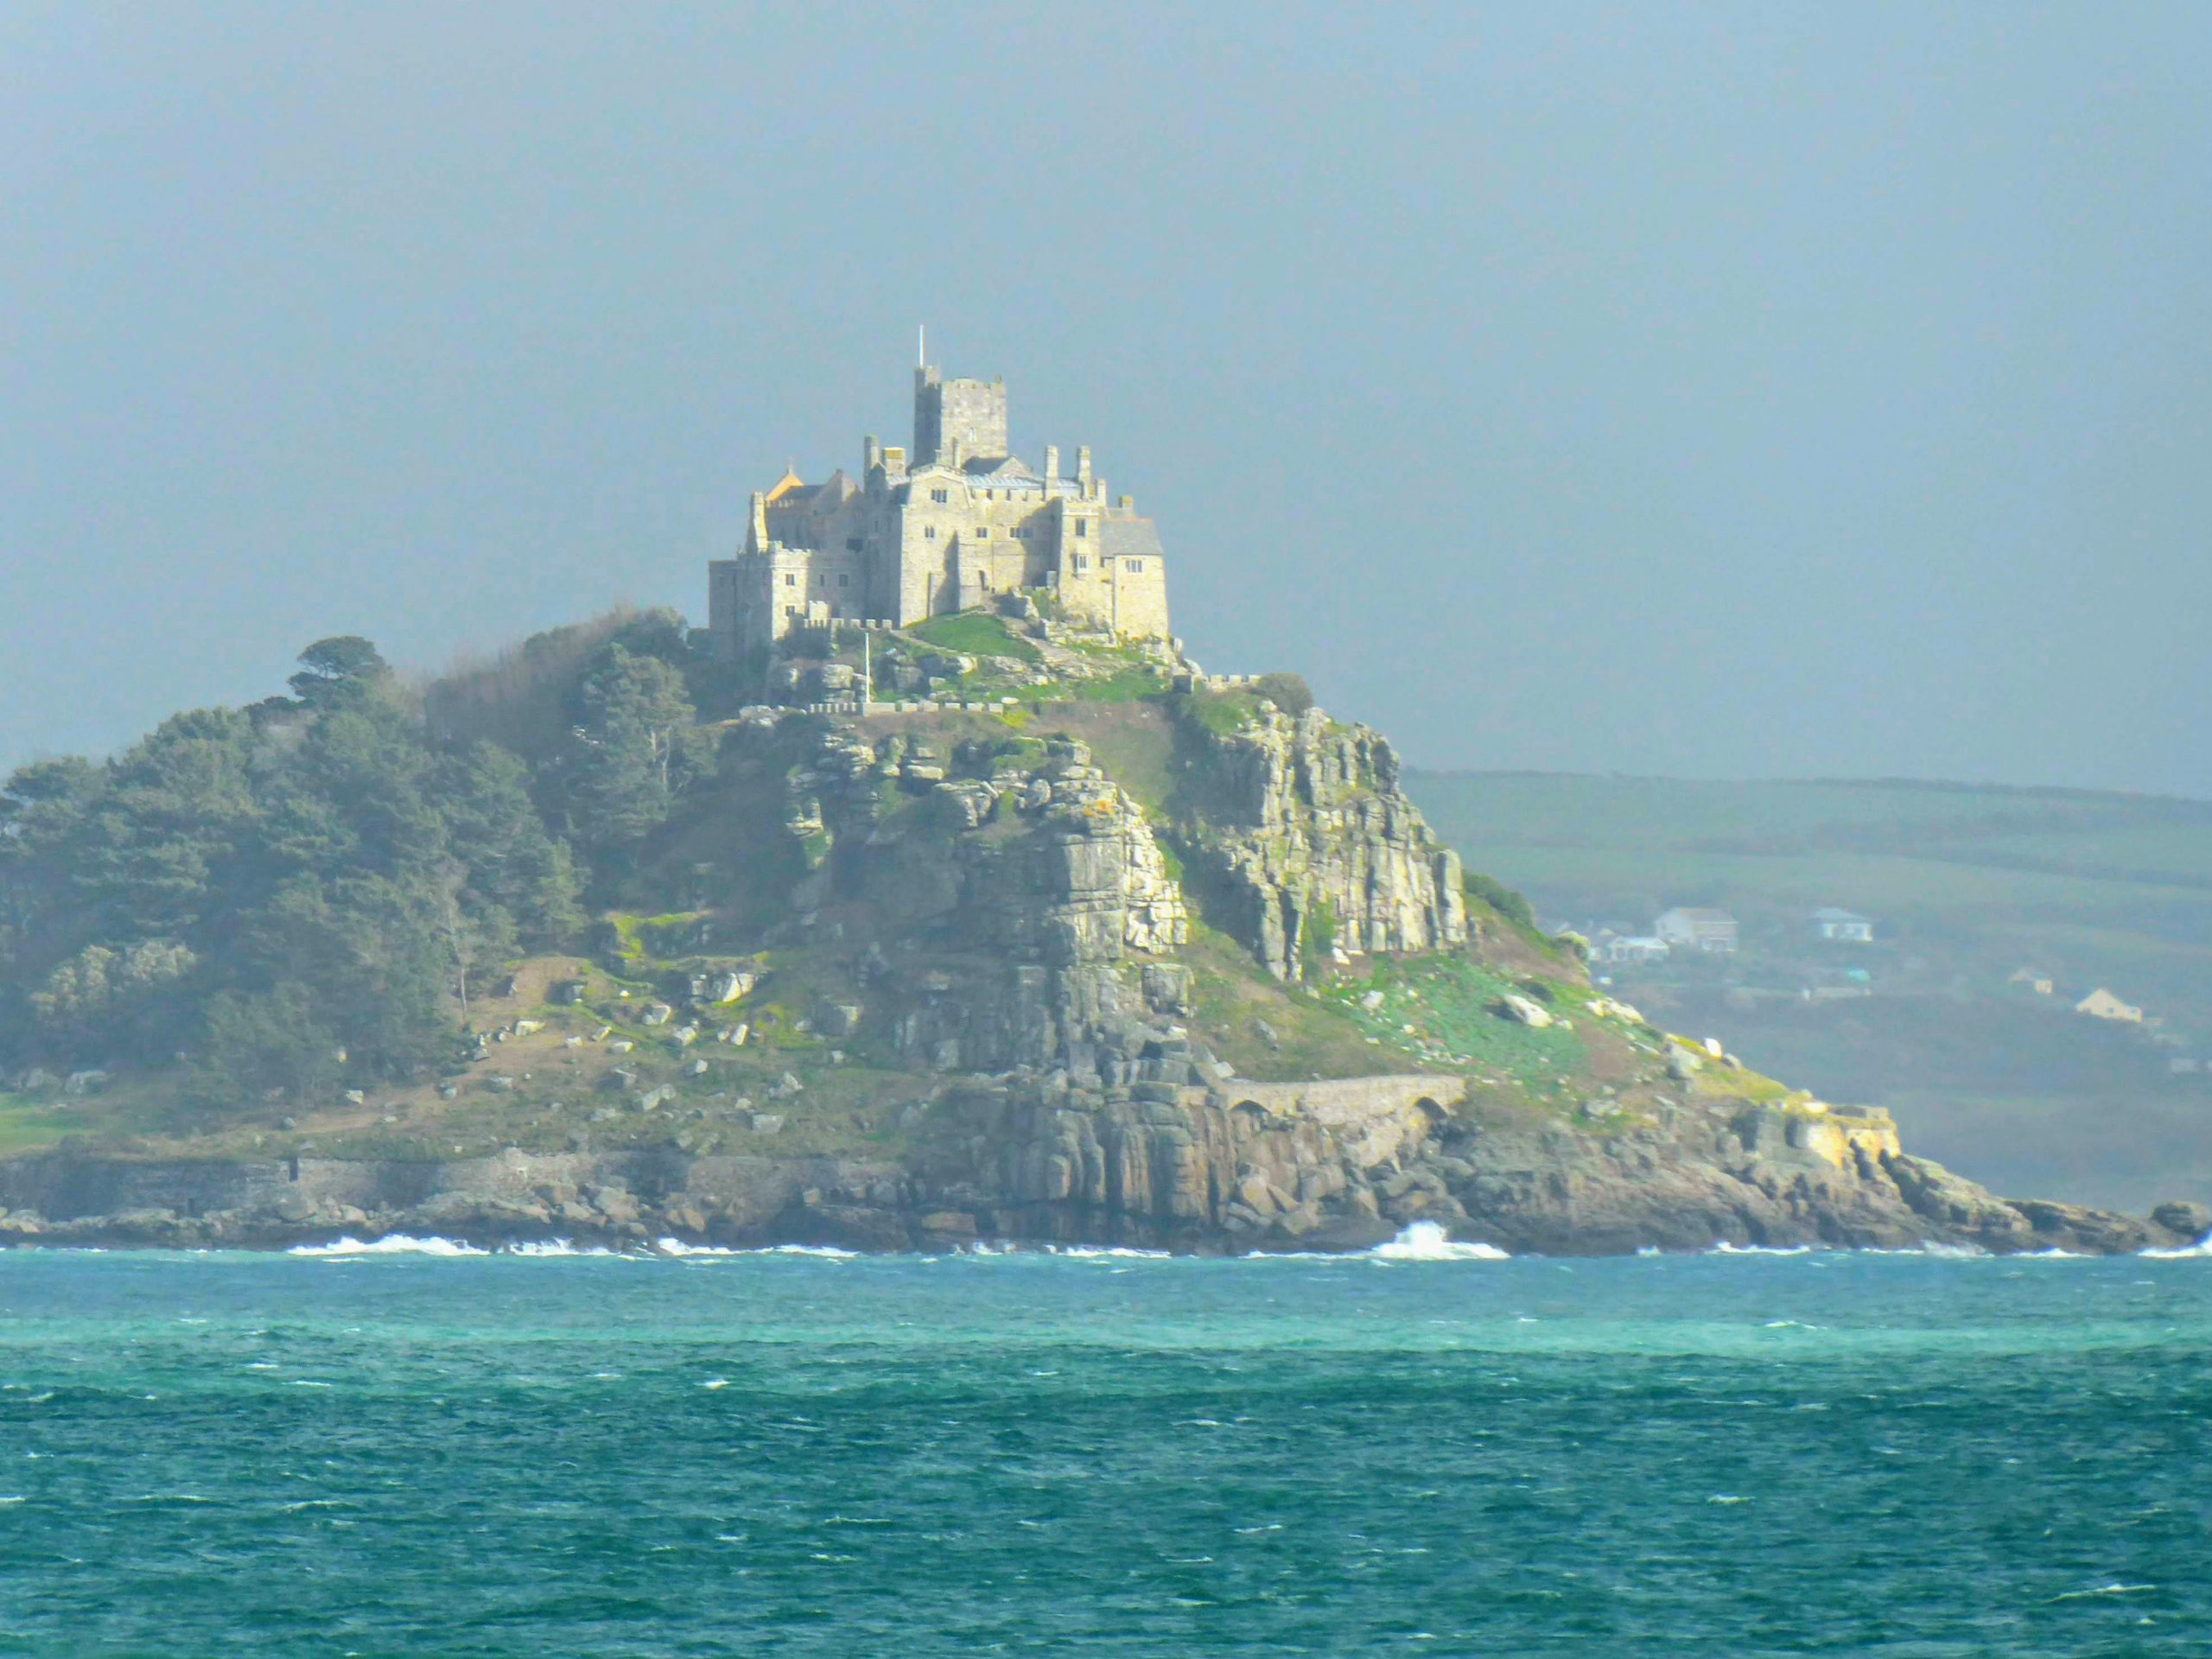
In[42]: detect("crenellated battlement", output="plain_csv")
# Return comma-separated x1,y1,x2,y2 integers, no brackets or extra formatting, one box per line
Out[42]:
708,359,1171,661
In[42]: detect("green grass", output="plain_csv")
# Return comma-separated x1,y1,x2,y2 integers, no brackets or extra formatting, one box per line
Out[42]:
1183,689,1259,736
1022,665,1166,705
1033,703,1177,816
1324,954,1591,1096
1182,928,1389,1082
0,1095,79,1156
905,611,1042,663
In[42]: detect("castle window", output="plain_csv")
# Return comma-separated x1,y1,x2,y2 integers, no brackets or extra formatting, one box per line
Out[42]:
924,525,937,539
846,537,862,551
1125,559,1144,573
837,574,849,587
1072,554,1089,572
931,488,949,504
1075,520,1088,538
785,574,797,587
975,527,989,538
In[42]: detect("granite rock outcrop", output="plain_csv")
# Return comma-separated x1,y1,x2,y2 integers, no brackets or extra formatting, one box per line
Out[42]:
0,1082,2194,1256
1178,704,1464,979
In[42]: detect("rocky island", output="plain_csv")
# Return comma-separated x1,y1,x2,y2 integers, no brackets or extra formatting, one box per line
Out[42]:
1,362,2201,1256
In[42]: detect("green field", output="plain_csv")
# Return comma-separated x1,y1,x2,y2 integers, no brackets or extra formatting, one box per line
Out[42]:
1408,772,2212,1014
1406,772,2212,1211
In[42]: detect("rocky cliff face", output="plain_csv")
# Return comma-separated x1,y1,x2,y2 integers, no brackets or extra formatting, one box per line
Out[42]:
8,683,2199,1260
1179,705,1465,980
778,725,1192,1081
3,1084,2198,1256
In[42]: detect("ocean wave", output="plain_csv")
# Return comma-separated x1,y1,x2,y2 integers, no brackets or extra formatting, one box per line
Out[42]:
2141,1230,2212,1260
286,1235,488,1257
1367,1223,1510,1262
653,1239,857,1259
1708,1242,1815,1256
506,1239,624,1258
916,1240,1172,1259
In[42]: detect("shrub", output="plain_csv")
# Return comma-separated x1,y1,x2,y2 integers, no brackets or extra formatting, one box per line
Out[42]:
1300,893,1338,980
1183,689,1258,736
1464,871,1538,933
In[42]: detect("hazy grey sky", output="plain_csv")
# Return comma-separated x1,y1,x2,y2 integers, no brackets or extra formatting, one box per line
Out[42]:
6,3,2209,793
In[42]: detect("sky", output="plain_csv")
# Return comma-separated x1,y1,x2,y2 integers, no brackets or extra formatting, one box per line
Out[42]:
5,2,2209,794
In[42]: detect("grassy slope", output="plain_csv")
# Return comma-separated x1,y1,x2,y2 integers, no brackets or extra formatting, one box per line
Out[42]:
1408,771,2212,1007
1407,770,2212,1210
904,612,1042,663
0,717,1784,1181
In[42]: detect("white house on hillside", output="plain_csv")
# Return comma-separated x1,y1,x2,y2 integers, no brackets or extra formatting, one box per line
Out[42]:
1604,936,1671,965
1809,907,1874,943
2075,988,2145,1024
1656,907,1738,954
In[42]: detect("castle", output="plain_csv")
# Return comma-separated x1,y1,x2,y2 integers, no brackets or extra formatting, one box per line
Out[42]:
709,361,1172,660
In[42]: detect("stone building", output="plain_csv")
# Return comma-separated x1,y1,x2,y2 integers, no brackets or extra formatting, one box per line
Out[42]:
709,361,1172,658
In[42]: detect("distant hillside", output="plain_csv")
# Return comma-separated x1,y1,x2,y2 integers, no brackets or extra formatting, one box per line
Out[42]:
1406,771,2212,1210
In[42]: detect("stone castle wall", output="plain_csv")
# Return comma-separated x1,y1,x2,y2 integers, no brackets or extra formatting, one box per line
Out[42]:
913,370,1007,466
711,364,1173,654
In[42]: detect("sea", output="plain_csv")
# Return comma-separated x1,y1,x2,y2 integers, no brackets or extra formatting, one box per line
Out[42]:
1,1227,2207,1656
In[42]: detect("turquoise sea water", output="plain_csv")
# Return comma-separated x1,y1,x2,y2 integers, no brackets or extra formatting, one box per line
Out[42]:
0,1243,2207,1656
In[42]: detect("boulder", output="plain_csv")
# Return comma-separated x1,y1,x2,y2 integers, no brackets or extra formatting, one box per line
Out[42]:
2152,1200,2211,1240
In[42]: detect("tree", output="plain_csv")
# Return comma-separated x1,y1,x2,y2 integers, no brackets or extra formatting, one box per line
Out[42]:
29,938,197,1061
1,757,104,936
289,636,391,709
241,873,452,1082
73,709,257,939
432,858,516,1026
564,646,712,856
432,743,582,943
192,985,343,1107
1255,672,1315,717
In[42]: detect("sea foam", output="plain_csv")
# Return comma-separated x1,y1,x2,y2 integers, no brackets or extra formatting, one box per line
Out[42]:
653,1239,857,1259
2142,1230,2212,1260
1368,1222,1510,1262
286,1235,487,1257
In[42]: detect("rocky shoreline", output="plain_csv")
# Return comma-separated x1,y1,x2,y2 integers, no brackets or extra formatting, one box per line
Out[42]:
3,1081,2202,1258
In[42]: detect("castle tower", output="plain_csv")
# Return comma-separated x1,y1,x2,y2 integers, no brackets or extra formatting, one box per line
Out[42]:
913,365,1008,467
